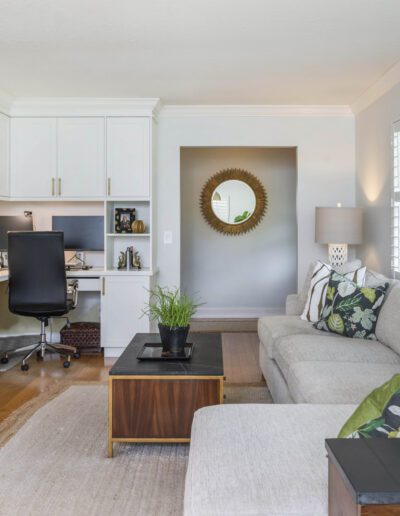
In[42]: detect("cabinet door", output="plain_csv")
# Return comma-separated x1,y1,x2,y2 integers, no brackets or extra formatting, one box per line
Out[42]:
0,114,9,197
106,117,150,199
10,118,57,198
101,276,150,349
57,118,105,198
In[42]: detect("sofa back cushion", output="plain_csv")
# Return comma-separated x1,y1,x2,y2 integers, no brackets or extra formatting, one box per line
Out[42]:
376,283,400,353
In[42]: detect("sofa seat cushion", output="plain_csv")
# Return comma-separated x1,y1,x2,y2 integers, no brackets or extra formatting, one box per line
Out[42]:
274,334,400,379
258,315,325,358
184,404,356,516
287,362,400,404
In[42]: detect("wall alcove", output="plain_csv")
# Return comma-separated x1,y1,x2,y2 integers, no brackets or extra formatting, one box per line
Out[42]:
180,147,298,317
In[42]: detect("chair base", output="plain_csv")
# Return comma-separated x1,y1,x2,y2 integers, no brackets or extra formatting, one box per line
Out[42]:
20,320,78,371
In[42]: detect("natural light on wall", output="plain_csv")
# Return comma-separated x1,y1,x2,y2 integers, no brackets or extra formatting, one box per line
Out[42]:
392,120,400,277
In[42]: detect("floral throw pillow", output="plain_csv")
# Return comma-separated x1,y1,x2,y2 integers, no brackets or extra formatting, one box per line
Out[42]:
313,271,389,340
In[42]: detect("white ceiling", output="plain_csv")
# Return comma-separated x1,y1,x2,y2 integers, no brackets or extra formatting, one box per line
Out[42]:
0,0,400,104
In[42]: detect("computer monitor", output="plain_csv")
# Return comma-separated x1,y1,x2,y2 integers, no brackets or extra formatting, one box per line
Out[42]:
0,215,34,251
52,216,104,251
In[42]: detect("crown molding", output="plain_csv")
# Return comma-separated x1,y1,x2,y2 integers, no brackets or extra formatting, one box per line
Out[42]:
159,104,353,118
352,59,400,115
9,97,161,117
0,90,14,116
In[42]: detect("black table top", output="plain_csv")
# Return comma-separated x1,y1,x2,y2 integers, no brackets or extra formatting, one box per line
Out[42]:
109,332,224,377
326,438,400,505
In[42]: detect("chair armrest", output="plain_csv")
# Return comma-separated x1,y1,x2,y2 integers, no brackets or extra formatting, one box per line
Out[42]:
285,294,302,316
67,280,79,308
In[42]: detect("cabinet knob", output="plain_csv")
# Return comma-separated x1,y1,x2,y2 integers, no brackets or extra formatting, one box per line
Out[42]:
51,177,55,196
102,277,106,296
107,178,111,196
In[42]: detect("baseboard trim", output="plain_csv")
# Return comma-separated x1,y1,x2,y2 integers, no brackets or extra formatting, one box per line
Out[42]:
194,307,284,319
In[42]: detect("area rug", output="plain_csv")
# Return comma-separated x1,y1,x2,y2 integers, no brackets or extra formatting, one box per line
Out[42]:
0,384,271,516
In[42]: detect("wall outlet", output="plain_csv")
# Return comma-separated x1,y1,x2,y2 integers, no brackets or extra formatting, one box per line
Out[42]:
164,231,173,244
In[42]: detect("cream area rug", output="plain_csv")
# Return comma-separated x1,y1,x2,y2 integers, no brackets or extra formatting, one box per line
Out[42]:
0,384,271,516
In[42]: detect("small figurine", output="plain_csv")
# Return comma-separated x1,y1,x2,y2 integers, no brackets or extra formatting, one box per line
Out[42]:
117,251,127,270
132,251,142,270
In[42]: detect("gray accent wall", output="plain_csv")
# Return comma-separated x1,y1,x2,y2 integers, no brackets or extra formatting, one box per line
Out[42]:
356,83,400,275
180,147,297,312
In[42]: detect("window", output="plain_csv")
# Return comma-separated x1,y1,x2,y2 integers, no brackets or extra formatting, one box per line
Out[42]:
392,121,400,276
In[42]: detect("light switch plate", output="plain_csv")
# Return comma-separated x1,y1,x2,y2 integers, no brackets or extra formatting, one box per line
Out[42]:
164,231,173,244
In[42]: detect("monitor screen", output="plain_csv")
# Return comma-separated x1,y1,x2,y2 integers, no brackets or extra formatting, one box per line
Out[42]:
0,216,34,251
52,216,104,251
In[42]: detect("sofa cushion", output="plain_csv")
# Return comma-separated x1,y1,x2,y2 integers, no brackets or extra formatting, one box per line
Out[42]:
258,315,323,358
376,284,400,354
184,404,356,516
339,374,400,438
314,272,388,340
274,334,400,379
287,362,400,404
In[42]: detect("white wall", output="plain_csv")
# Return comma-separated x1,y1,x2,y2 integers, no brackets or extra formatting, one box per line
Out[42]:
181,147,297,314
156,114,355,292
355,83,400,275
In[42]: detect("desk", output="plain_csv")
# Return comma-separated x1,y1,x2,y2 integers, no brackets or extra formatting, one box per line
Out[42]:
0,267,155,357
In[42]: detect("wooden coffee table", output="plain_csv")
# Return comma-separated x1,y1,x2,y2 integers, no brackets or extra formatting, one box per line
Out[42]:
108,332,224,457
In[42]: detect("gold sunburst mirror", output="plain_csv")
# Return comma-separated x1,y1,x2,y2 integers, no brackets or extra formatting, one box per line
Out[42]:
200,168,268,235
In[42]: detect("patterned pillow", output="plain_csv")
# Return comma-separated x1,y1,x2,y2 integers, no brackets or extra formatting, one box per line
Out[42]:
339,374,400,438
314,272,388,339
301,261,366,322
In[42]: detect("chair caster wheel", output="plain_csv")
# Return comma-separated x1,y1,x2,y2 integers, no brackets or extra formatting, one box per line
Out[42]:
21,363,29,371
1,357,9,364
73,352,80,359
63,361,70,368
36,351,43,360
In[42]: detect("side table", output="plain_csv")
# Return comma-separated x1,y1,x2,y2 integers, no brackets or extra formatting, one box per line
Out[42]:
326,438,400,515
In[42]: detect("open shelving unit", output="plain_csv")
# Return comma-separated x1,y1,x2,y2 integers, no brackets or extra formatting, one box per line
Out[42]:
104,199,153,273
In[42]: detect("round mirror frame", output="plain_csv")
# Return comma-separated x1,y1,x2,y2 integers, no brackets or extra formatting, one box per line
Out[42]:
200,168,268,235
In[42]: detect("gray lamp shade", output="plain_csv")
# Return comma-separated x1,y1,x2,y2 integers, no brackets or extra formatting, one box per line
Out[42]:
315,207,363,245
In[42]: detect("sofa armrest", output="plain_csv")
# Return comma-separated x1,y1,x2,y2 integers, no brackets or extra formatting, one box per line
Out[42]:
285,294,302,316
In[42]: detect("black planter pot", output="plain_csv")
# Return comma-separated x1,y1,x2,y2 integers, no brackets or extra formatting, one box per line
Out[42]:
158,324,190,355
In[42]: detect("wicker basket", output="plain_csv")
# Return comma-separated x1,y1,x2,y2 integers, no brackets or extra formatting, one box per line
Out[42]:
60,322,101,354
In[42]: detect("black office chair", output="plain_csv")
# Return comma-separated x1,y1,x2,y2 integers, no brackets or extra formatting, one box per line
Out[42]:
8,231,78,371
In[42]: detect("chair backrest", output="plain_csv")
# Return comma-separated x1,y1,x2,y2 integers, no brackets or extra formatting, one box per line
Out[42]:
8,231,67,313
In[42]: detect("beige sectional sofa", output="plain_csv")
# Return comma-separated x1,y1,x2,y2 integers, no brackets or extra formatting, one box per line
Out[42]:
184,265,400,515
259,270,400,404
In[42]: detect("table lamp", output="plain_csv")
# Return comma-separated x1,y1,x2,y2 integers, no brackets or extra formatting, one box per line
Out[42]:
315,204,363,267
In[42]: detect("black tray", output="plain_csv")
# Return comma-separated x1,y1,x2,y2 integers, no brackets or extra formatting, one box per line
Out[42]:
136,343,193,361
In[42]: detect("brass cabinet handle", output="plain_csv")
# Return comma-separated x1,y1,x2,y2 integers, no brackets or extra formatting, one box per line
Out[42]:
51,177,55,196
58,178,62,196
102,277,105,296
107,178,111,196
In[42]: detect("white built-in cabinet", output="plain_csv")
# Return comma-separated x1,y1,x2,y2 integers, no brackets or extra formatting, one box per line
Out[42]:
11,118,57,198
1,106,156,358
0,113,9,198
9,116,151,200
101,275,151,356
57,118,105,198
106,117,150,199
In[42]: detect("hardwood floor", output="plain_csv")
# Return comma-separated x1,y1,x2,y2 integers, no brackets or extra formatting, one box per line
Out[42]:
0,332,263,427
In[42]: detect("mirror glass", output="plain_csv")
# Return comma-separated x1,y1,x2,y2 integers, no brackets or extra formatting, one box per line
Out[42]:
211,180,256,224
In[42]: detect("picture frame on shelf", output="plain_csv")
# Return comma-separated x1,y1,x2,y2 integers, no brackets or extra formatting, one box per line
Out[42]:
114,208,136,233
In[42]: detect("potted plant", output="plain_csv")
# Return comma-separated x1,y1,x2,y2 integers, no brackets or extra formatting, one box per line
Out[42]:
143,286,202,355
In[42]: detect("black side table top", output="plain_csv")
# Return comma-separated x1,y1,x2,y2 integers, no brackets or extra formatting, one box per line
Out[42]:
109,332,224,377
326,438,400,505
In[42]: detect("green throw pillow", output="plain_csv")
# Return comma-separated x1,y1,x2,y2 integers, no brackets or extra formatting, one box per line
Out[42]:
313,271,388,340
338,374,400,438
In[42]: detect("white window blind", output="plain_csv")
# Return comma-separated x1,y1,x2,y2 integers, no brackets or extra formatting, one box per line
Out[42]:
392,120,400,275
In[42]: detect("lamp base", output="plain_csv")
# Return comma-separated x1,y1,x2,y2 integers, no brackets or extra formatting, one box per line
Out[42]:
328,244,348,268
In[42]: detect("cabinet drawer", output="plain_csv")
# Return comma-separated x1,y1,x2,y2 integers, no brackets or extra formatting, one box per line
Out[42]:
74,278,102,292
